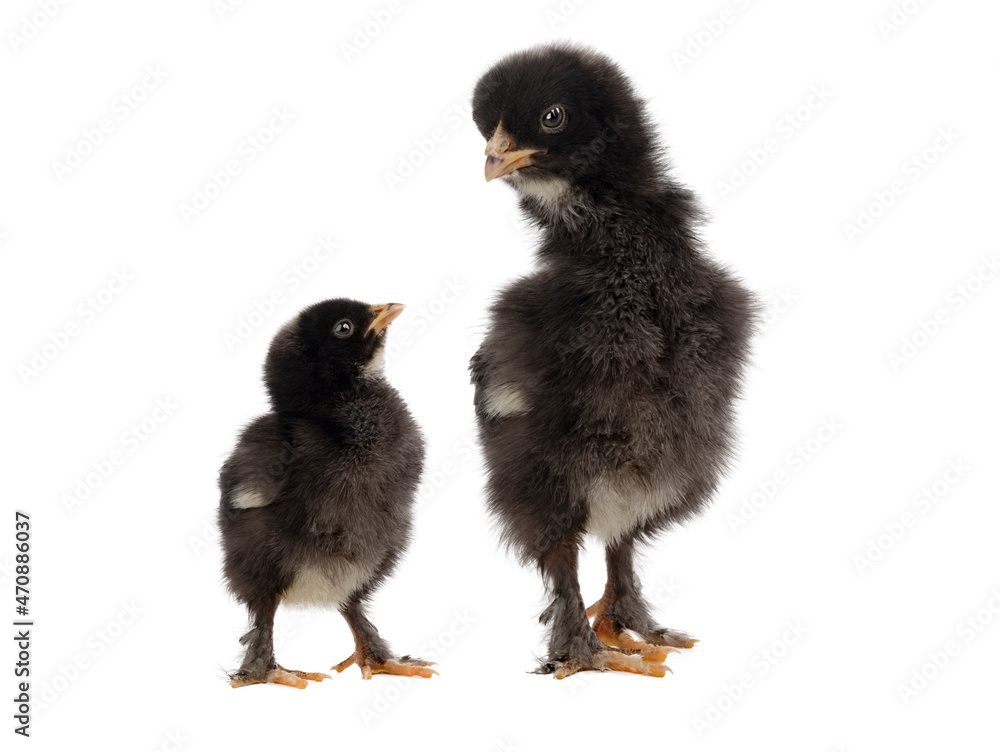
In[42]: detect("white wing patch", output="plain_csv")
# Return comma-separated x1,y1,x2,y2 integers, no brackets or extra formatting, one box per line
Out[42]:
230,487,270,509
482,383,530,418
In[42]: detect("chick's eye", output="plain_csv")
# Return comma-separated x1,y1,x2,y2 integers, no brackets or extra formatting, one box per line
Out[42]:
541,105,566,131
333,319,353,338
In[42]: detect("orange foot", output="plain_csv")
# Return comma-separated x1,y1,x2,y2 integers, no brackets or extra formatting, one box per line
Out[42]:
230,666,330,689
587,598,697,654
333,651,437,681
546,647,671,680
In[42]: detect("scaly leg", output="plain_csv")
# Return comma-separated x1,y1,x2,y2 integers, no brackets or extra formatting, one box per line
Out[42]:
333,598,437,680
539,539,671,679
587,538,697,654
229,596,330,689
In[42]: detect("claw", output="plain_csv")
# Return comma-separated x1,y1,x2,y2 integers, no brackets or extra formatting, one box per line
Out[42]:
588,595,698,653
277,665,331,683
334,651,437,680
332,654,356,673
231,667,320,689
592,613,678,661
550,649,671,679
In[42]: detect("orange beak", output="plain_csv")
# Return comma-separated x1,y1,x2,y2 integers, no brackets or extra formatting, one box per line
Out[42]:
484,123,544,182
367,303,405,335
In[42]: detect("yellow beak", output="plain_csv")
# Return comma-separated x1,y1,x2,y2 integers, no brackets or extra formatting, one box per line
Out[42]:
484,123,544,182
367,303,405,335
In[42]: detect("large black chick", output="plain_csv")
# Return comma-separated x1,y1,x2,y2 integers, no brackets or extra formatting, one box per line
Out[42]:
470,44,756,678
219,299,435,688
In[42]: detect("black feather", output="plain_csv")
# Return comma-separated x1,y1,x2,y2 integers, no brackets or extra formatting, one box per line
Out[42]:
471,44,758,676
218,298,430,685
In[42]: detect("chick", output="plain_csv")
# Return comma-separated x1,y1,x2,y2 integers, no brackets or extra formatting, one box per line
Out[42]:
471,44,756,678
219,299,436,687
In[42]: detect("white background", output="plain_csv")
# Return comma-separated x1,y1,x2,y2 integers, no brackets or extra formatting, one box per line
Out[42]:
3,0,999,749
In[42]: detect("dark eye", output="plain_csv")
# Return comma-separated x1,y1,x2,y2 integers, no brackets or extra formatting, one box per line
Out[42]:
541,105,566,131
333,319,353,338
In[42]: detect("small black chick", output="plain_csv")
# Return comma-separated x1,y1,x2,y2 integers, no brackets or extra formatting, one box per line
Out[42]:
471,44,756,678
219,299,435,687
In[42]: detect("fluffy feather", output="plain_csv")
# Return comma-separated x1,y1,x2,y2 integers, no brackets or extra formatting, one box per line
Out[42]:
471,44,758,676
218,299,433,686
